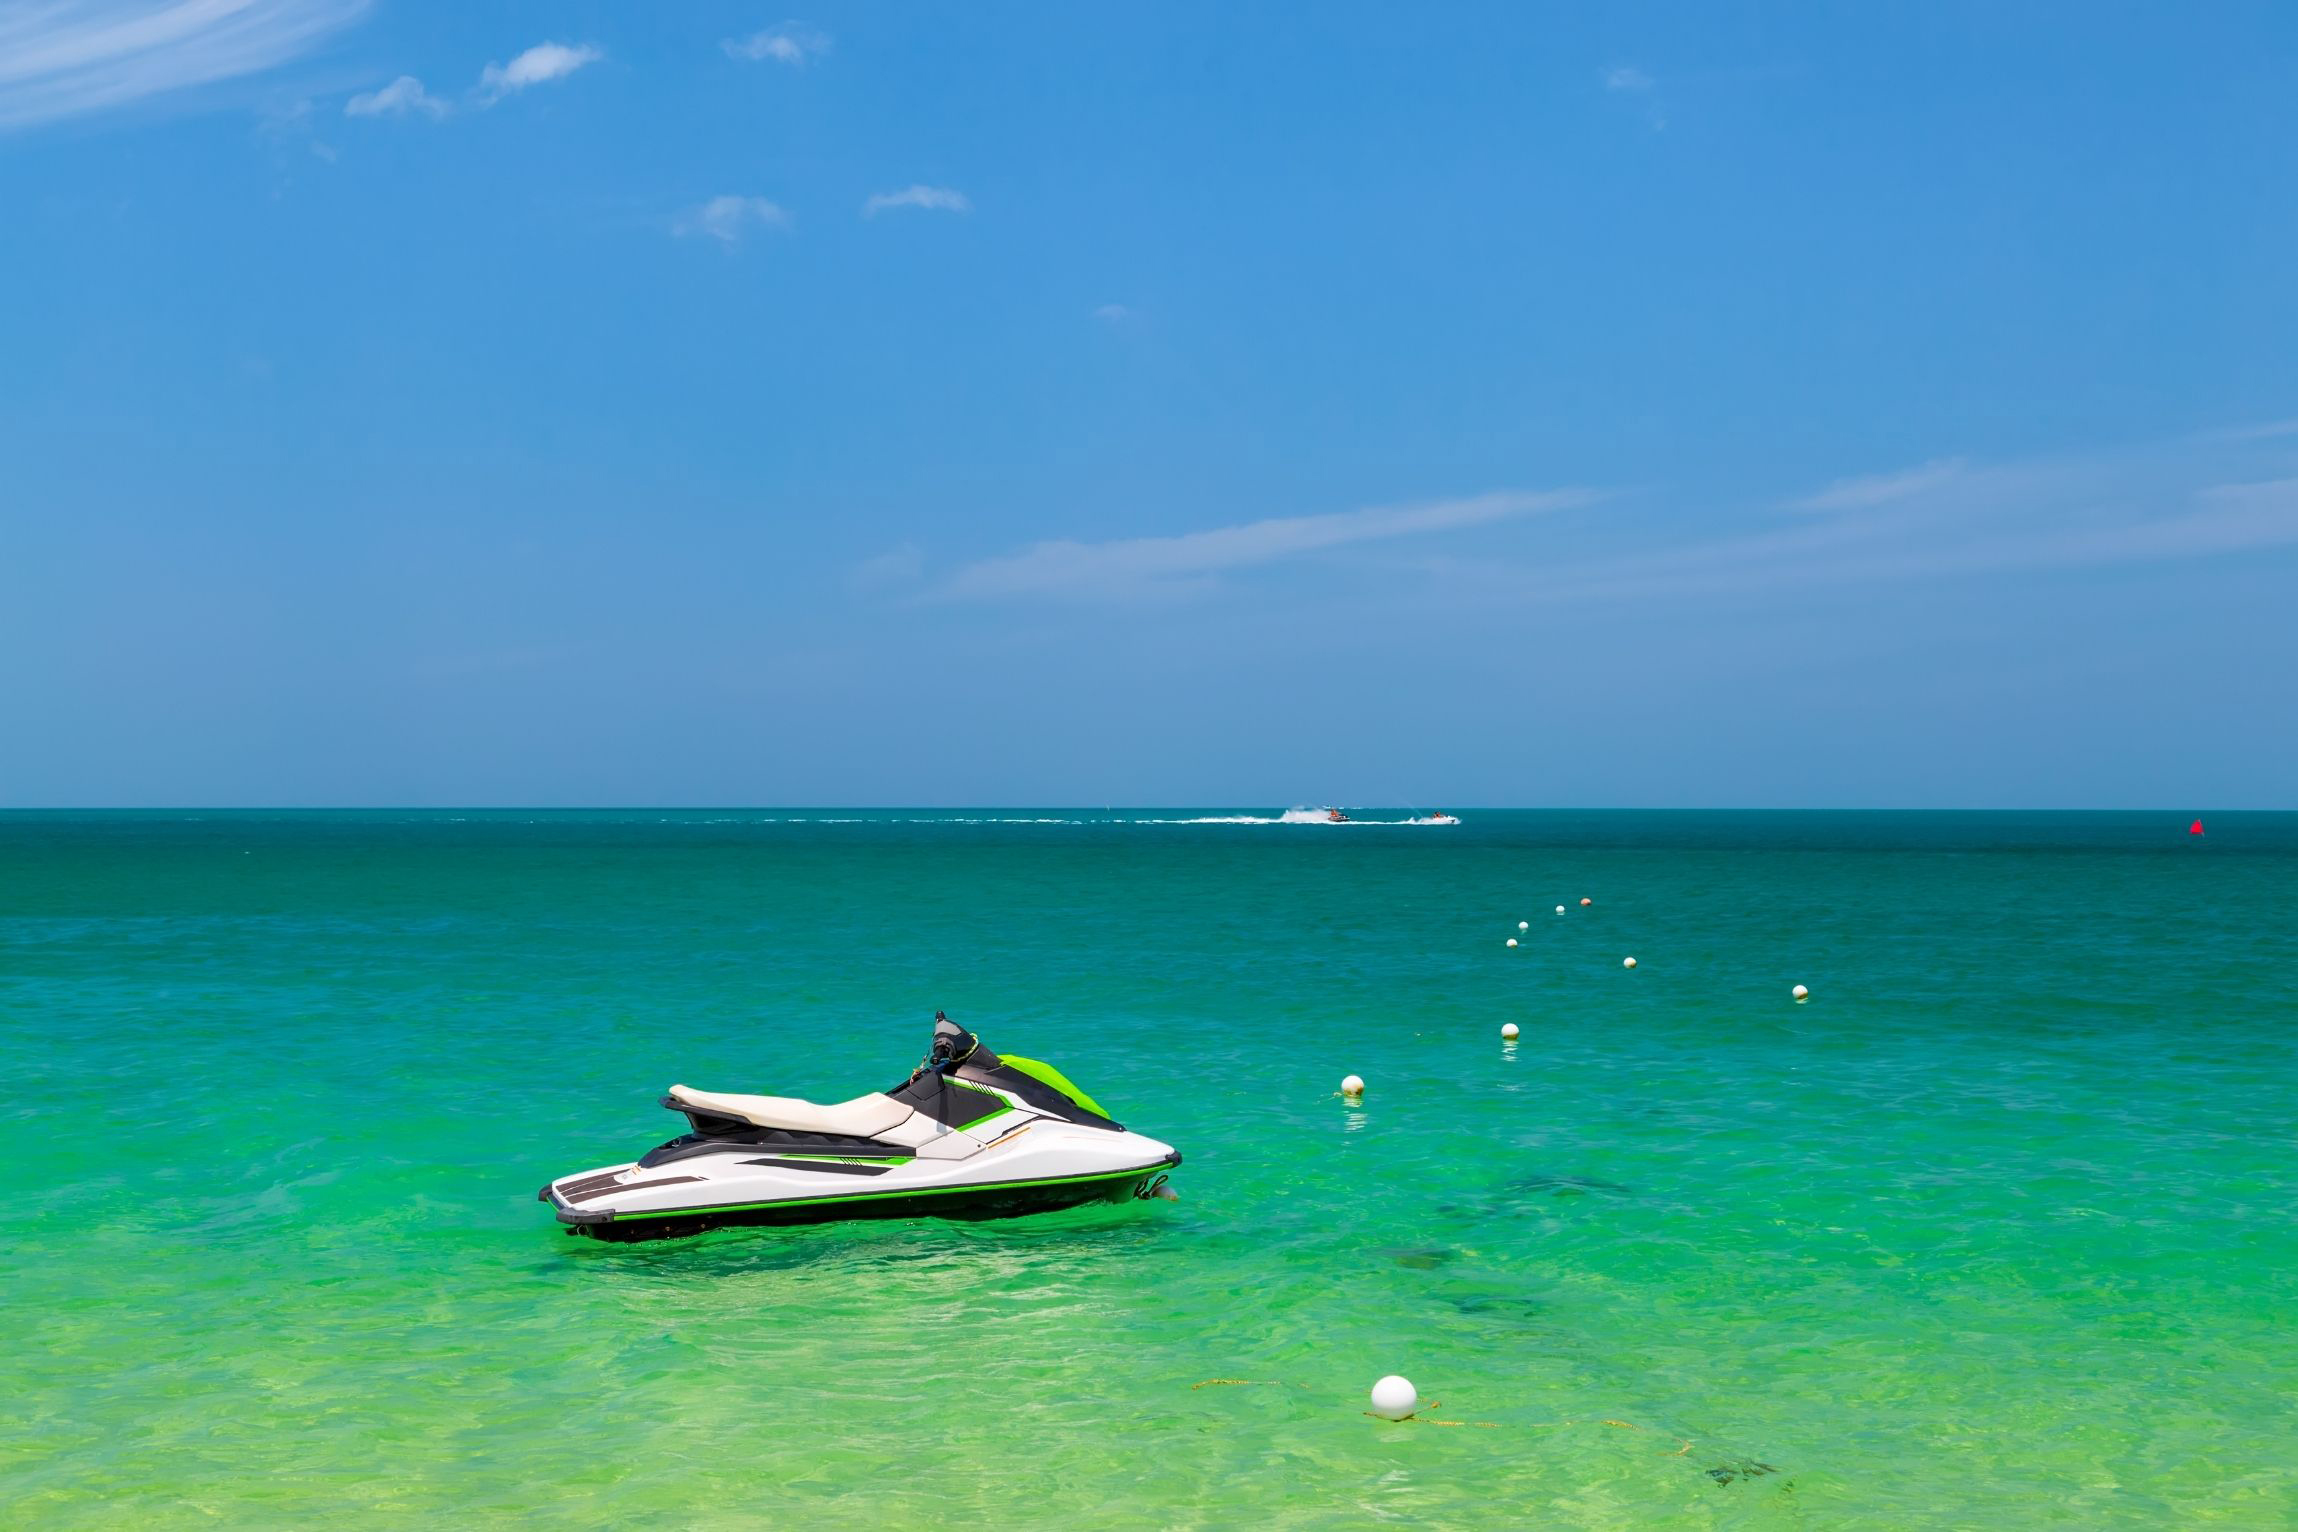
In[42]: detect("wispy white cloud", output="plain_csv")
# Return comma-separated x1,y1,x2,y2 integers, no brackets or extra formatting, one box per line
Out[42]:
256,91,334,158
851,542,926,593
1792,457,1969,513
863,184,971,218
2204,417,2298,443
1466,432,2298,609
723,22,829,65
1602,64,1666,130
478,40,599,102
344,40,597,123
674,194,788,244
1092,303,1134,323
2066,476,2298,564
939,490,1597,601
0,0,370,131
345,73,444,118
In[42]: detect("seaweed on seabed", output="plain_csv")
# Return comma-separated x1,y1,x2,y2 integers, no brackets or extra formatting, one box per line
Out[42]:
1587,1421,1789,1494
1511,1173,1633,1197
1441,1289,1547,1324
1705,1458,1780,1487
1432,1172,1636,1224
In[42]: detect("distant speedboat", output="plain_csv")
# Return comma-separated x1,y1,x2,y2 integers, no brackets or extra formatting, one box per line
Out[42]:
1409,811,1461,826
1325,807,1351,823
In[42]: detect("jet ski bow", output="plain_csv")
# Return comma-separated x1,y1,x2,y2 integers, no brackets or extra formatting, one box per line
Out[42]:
539,1015,1181,1242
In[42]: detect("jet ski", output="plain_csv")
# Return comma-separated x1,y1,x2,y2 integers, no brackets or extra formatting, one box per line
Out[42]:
539,1015,1181,1242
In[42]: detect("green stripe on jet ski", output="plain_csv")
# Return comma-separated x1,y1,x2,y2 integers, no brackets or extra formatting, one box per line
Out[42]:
611,1164,1157,1221
996,1055,1111,1120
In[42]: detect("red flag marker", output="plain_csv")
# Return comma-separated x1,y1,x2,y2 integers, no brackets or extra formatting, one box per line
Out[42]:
2189,819,2205,836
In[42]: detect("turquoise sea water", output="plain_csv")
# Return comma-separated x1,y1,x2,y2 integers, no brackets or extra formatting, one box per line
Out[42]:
5,810,2294,1529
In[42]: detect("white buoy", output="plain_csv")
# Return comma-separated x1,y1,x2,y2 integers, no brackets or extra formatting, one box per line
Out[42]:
1506,937,1518,948
1580,897,1593,907
1623,956,1637,969
1792,983,1809,1001
1518,920,1529,931
1341,1074,1365,1098
1555,905,1566,915
1369,1374,1418,1420
1501,1022,1520,1040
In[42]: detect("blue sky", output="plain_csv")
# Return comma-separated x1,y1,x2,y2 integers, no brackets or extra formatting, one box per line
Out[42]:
3,2,2295,807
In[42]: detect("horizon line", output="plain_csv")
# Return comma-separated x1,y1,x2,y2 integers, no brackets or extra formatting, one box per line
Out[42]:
0,804,2271,815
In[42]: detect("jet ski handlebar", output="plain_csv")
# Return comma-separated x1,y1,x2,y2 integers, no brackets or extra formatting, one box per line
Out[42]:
922,1011,980,1074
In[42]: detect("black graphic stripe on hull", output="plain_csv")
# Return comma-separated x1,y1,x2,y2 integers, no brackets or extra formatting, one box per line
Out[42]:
740,1157,896,1176
565,1168,1164,1242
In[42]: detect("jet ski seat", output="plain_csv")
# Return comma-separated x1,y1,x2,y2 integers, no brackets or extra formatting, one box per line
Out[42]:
667,1085,912,1138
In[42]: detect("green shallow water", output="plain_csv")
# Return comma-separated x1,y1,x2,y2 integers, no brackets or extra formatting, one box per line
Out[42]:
4,810,2294,1529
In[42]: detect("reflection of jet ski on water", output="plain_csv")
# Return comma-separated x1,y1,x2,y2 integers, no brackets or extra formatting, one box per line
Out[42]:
540,1016,1181,1242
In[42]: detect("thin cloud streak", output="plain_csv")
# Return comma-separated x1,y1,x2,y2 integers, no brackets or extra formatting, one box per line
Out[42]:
2205,417,2298,443
1490,436,2298,608
1793,457,1968,512
0,0,370,130
673,194,788,244
1602,63,1666,130
937,490,1598,601
863,184,971,217
345,74,443,118
724,22,829,65
2078,476,2298,562
850,542,926,593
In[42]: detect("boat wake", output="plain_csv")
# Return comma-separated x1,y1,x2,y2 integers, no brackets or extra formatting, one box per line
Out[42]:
343,810,1462,827
1145,808,1461,826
